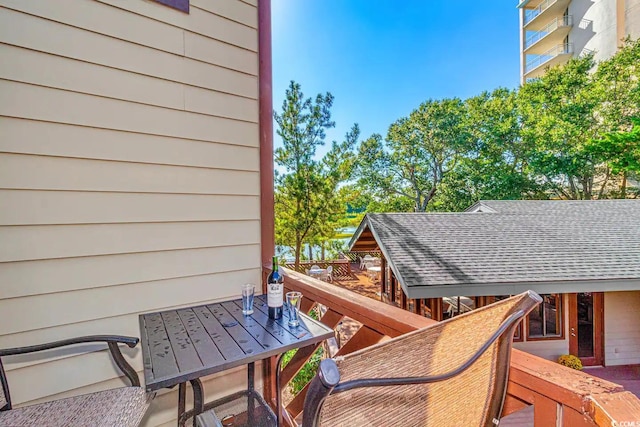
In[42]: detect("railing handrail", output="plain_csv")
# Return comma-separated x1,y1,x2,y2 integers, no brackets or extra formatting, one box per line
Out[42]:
274,267,640,426
281,267,434,336
524,0,560,24
525,15,573,48
525,43,573,73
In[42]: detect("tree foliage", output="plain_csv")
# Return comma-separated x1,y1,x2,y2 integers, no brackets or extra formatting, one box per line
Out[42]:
355,98,471,212
274,81,358,267
274,39,640,260
352,38,640,211
517,54,601,199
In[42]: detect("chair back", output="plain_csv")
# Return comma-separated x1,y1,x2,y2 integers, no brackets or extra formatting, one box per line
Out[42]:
326,266,333,274
310,265,321,271
305,291,541,427
0,359,8,410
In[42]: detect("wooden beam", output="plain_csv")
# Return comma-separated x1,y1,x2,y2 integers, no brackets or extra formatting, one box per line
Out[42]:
281,268,434,337
390,274,397,303
589,391,640,427
427,298,443,321
279,310,343,386
412,299,421,315
380,257,387,298
334,325,385,357
533,393,559,427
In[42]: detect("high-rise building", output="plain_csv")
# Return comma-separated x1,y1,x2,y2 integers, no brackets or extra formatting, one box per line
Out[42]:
517,0,640,82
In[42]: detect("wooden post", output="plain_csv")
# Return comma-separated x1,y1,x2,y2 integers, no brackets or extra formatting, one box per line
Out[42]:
380,257,387,298
427,298,443,321
412,299,421,315
390,274,396,303
401,290,408,310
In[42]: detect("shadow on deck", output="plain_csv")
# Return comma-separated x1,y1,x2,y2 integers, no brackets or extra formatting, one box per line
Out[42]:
331,262,381,301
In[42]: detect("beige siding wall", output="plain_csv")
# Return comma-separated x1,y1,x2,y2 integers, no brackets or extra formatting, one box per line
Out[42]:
0,1,261,425
604,291,640,366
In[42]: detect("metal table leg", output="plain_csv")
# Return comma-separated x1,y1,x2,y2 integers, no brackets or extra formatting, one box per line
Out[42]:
178,383,186,427
275,353,286,427
248,362,255,424
190,379,204,427
176,379,205,427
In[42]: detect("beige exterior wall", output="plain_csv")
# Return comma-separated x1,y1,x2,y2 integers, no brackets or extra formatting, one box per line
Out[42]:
569,0,619,61
0,1,261,425
625,0,640,40
604,291,640,366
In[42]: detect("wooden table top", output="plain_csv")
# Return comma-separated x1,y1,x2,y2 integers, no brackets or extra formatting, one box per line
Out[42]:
139,295,334,391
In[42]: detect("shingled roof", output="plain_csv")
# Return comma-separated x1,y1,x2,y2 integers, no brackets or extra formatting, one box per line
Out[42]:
349,200,640,298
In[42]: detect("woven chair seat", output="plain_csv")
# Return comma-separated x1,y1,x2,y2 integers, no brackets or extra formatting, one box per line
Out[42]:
0,386,150,427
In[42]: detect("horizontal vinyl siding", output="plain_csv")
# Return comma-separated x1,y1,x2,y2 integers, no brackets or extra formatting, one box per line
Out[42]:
0,191,260,225
0,118,260,171
604,291,640,366
0,1,261,426
0,8,258,99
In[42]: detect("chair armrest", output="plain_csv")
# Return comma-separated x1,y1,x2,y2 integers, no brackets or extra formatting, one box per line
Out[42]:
0,335,141,387
302,359,341,427
0,335,139,356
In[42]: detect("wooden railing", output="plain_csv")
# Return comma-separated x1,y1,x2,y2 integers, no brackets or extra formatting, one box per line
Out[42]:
283,259,352,279
342,250,381,262
264,267,640,427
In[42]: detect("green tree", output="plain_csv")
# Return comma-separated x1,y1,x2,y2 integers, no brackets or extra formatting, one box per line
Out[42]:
355,98,471,212
586,118,640,198
517,54,602,199
588,38,640,195
592,38,640,132
274,81,358,268
434,88,542,211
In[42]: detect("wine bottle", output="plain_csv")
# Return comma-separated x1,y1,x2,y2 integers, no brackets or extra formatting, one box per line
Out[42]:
267,256,284,319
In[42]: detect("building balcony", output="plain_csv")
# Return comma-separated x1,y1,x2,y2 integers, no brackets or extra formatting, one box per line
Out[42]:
524,43,574,79
525,15,573,54
523,0,571,31
269,267,640,426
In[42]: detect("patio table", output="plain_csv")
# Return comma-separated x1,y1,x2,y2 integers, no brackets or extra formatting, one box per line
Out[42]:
308,268,326,278
367,265,382,282
139,295,334,427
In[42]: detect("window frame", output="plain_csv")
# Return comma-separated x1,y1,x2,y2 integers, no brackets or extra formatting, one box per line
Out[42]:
152,0,189,13
526,293,565,341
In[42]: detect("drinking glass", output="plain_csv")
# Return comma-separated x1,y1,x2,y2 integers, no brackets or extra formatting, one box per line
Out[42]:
241,283,255,315
286,291,303,327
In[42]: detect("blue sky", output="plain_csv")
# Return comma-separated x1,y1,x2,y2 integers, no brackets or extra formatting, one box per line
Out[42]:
271,1,522,155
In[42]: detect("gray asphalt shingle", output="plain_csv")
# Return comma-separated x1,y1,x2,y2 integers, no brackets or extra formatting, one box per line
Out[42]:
363,200,640,293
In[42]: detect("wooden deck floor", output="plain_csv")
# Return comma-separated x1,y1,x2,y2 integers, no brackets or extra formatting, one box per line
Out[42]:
585,364,640,397
332,262,382,301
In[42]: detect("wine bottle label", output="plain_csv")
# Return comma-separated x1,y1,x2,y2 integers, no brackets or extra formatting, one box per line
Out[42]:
267,282,283,307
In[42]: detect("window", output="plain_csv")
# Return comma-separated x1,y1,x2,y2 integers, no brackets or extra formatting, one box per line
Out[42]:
152,0,189,13
493,296,523,342
527,293,563,339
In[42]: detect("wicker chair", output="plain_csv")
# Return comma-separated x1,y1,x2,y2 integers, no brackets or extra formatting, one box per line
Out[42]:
0,335,151,427
302,291,542,427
